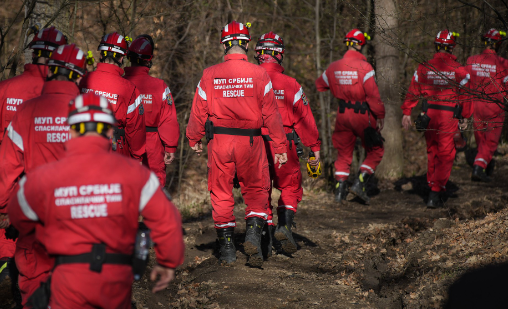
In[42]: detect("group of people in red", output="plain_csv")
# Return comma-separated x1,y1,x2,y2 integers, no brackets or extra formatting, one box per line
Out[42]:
402,29,507,207
0,27,183,308
0,18,505,308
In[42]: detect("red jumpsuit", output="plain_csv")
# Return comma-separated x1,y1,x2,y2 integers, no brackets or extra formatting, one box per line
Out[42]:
124,66,180,186
8,136,184,309
79,63,146,160
402,52,473,192
0,80,79,305
316,50,385,181
0,64,47,260
260,63,320,225
0,64,48,145
186,54,286,228
466,49,508,169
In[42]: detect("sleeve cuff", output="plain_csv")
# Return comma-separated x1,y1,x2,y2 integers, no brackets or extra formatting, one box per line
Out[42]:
310,146,321,152
165,146,177,153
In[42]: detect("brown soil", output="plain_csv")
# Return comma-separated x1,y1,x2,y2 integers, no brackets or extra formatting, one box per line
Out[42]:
129,136,508,308
2,132,508,309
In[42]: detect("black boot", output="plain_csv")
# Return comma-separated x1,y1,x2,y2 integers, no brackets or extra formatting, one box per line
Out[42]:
244,217,265,267
261,224,273,258
486,159,495,177
334,180,348,203
350,171,371,204
216,227,236,264
427,191,443,208
274,208,297,254
472,165,491,182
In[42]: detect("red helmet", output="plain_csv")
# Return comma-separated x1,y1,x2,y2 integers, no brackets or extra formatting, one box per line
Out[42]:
255,31,285,54
98,32,128,55
29,26,67,51
68,93,117,126
482,28,505,42
128,34,154,60
220,21,251,44
344,29,369,46
435,30,457,47
48,44,87,77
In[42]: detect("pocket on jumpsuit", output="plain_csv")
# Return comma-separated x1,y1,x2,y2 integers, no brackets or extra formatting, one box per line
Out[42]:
15,248,36,278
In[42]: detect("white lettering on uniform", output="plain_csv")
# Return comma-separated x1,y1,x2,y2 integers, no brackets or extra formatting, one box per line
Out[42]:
46,133,71,143
54,186,78,197
34,117,53,125
70,204,108,219
6,98,23,105
78,183,121,196
223,90,245,97
334,71,359,85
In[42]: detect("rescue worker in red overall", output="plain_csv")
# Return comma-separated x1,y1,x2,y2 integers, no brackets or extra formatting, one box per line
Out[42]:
402,30,472,208
79,32,146,160
0,26,67,145
8,93,184,309
0,44,86,306
466,28,508,182
255,32,321,255
316,29,385,205
0,27,66,307
124,34,180,186
186,21,287,267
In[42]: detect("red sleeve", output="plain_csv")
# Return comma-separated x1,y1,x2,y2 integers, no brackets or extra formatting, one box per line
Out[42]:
292,83,321,152
401,69,422,115
363,69,385,119
0,121,25,212
140,172,184,269
158,84,180,153
261,73,287,154
125,88,147,160
186,80,208,147
8,175,44,237
315,69,330,92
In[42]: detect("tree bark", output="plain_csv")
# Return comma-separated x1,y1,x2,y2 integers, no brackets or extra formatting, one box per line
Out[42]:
373,0,403,179
23,0,70,64
315,0,331,184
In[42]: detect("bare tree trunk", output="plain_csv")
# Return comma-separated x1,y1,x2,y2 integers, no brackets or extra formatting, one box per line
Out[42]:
374,0,403,179
315,0,330,184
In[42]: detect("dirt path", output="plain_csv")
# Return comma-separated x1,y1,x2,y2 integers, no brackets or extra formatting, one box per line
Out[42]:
2,151,507,309
131,150,508,309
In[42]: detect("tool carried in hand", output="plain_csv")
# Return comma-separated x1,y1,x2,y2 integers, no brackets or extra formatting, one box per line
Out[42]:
307,151,321,178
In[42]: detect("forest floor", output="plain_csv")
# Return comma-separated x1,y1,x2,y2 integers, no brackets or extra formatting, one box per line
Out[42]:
130,137,508,308
2,131,508,309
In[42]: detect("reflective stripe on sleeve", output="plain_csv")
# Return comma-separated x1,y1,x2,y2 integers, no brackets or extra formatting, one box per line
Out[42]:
293,87,303,105
503,75,508,84
197,81,207,100
7,123,24,151
363,70,375,84
322,71,329,86
139,172,160,212
18,177,38,221
460,74,470,87
414,71,419,82
264,81,272,96
127,95,142,114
